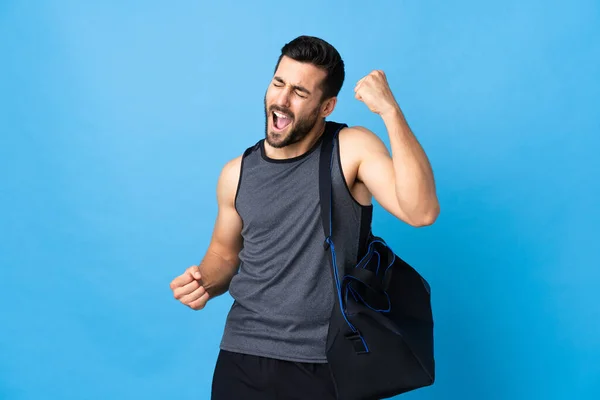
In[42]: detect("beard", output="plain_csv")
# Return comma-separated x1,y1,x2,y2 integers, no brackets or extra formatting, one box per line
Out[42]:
264,96,321,149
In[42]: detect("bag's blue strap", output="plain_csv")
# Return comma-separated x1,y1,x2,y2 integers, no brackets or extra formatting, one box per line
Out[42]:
318,121,344,248
318,121,370,354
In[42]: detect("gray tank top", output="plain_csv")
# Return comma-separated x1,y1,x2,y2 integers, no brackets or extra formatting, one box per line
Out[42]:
220,121,373,363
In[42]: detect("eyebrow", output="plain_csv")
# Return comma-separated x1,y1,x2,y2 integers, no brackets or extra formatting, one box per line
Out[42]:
274,76,312,95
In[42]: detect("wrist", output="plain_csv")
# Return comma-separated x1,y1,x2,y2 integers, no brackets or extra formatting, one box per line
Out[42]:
381,104,404,125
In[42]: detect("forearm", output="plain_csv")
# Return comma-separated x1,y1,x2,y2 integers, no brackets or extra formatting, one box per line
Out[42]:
382,107,439,225
198,248,239,298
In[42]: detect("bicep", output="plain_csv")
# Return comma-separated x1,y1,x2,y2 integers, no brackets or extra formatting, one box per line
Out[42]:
352,128,412,224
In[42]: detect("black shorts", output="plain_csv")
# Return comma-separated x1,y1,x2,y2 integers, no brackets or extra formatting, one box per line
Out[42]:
211,349,337,399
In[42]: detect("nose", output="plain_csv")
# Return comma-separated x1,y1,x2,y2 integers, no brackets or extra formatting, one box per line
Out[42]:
274,86,291,108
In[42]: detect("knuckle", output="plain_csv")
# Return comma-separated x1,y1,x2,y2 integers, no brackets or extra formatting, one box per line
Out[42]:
189,294,209,310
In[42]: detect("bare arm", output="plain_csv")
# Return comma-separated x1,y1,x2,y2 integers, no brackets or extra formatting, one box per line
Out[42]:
353,70,440,227
381,109,439,225
198,155,244,298
170,155,243,309
351,116,439,227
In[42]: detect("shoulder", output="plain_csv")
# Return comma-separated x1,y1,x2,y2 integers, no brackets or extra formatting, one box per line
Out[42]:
221,154,243,179
338,125,390,157
216,154,244,204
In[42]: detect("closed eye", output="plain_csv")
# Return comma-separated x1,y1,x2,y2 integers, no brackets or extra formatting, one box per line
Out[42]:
273,76,311,98
273,77,285,88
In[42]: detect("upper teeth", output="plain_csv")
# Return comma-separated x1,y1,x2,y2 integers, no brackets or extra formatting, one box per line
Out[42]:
274,111,289,119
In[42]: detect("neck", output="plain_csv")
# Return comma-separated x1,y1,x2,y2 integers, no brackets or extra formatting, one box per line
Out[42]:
264,120,326,160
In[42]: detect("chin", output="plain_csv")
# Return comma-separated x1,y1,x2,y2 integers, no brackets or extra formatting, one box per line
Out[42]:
266,123,292,148
266,131,287,148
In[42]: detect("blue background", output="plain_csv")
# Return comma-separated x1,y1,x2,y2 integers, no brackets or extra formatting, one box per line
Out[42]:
1,1,599,399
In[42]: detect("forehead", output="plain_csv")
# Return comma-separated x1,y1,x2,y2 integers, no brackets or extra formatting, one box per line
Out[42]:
274,56,326,92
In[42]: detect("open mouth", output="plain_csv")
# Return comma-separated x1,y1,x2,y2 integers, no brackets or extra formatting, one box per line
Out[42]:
272,110,293,132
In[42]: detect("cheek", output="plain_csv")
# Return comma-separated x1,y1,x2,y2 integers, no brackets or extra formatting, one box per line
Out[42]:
296,101,320,119
265,86,280,104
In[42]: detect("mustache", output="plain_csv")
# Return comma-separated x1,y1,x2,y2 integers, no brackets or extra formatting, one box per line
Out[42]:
269,105,295,119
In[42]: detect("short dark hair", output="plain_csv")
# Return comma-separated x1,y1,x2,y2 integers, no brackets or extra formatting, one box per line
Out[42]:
275,35,345,101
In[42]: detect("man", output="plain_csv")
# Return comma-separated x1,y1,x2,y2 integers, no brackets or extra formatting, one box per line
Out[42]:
170,35,439,399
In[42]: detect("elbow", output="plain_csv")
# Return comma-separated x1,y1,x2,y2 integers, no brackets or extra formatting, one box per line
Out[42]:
408,204,440,227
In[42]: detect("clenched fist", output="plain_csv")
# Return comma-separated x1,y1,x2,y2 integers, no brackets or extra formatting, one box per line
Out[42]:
170,265,210,310
354,70,400,116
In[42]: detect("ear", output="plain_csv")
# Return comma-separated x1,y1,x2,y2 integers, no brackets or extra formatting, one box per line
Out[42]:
320,97,337,118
